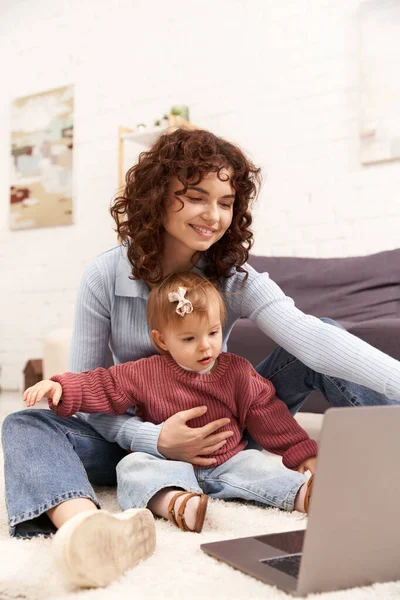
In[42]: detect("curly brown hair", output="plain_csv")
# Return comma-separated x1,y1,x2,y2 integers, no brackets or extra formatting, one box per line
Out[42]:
110,128,262,285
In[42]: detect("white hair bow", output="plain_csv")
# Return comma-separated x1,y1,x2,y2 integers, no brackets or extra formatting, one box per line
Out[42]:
168,287,193,317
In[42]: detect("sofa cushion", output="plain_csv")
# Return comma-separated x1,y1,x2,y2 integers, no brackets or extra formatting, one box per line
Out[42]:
345,318,400,360
248,249,400,323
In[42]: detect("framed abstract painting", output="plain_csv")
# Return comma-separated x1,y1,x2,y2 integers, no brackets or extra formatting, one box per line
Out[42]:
359,1,400,164
10,84,74,230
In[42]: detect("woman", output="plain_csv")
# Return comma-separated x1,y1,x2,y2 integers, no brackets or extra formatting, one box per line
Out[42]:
3,128,399,588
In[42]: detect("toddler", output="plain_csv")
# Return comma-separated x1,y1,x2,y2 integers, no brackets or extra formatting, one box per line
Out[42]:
24,272,317,533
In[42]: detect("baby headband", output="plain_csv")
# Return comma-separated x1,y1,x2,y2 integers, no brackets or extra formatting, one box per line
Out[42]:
168,287,193,317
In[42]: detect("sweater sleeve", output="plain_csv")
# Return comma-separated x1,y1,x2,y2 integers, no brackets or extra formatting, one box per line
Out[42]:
70,261,112,373
69,258,164,457
244,374,318,469
224,263,400,401
49,363,138,418
75,411,164,456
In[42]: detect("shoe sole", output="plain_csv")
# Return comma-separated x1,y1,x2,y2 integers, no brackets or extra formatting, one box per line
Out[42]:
52,508,156,588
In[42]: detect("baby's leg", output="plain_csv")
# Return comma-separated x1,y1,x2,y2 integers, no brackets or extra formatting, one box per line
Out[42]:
200,450,310,512
149,488,208,532
294,476,314,513
116,452,207,531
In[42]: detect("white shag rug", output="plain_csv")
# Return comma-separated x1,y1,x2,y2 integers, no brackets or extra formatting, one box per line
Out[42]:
1,436,400,598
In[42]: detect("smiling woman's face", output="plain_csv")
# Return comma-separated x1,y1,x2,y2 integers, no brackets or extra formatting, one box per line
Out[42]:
163,168,235,256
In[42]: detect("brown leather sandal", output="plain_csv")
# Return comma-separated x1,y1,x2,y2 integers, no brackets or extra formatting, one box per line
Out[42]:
167,491,208,533
304,475,314,513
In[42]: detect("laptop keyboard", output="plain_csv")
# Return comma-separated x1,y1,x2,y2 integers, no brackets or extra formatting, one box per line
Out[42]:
261,553,302,578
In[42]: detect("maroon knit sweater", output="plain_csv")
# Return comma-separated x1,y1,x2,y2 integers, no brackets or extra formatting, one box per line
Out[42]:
50,353,317,469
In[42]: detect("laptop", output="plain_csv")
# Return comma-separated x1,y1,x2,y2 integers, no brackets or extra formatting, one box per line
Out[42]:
201,405,400,596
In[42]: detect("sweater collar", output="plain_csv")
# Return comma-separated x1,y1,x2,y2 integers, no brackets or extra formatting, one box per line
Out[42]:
164,352,231,382
115,245,208,299
115,245,148,298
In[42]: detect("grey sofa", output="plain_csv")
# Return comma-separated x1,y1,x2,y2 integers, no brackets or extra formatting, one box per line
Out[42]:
227,248,400,413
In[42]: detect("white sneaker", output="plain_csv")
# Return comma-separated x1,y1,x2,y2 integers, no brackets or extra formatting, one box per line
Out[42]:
52,508,156,588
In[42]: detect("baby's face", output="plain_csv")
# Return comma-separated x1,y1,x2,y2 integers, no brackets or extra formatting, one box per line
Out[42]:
162,302,223,371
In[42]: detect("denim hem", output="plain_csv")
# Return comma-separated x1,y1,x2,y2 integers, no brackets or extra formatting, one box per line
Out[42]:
9,490,100,535
282,480,304,512
129,481,203,509
10,529,53,539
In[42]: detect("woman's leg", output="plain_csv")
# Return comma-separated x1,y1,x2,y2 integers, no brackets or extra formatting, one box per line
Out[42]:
198,450,308,511
2,408,126,537
256,317,395,414
2,409,156,588
46,499,98,530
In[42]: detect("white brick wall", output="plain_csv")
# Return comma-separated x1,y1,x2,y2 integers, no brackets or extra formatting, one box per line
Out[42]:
0,0,399,389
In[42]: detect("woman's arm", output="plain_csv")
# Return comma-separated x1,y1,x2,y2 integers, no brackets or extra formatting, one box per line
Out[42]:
76,410,164,454
69,261,112,373
70,260,165,455
78,406,233,464
226,264,400,401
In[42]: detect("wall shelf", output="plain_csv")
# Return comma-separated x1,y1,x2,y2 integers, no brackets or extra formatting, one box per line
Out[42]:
118,114,198,187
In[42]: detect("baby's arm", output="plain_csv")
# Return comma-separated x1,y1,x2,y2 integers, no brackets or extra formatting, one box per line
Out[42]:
24,363,138,418
49,364,137,418
244,374,318,470
24,380,62,407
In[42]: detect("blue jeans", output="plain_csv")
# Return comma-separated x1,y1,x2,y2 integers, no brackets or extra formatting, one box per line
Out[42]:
1,410,126,538
117,451,306,512
1,319,393,537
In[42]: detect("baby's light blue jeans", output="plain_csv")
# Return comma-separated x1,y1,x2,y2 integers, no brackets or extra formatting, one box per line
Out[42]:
117,450,306,512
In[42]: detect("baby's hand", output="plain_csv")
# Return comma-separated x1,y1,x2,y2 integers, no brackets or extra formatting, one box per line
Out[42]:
23,380,62,407
297,456,317,475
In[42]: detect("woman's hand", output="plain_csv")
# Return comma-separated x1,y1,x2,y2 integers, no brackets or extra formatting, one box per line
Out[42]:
158,406,234,466
23,380,62,408
297,456,317,475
